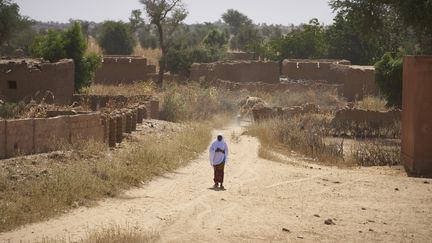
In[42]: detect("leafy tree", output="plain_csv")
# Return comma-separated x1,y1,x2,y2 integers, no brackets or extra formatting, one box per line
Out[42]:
221,9,252,36
97,21,135,55
0,0,26,46
30,29,65,62
0,0,35,54
129,9,145,33
203,29,226,49
271,19,327,60
140,0,188,87
30,22,101,91
374,52,403,108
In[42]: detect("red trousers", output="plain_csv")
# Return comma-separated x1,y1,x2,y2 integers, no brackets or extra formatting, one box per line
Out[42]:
213,162,225,184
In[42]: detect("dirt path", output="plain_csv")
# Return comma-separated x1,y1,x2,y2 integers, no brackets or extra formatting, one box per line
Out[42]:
1,124,432,242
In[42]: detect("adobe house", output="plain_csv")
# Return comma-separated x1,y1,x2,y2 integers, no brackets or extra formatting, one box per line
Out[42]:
94,55,157,85
0,58,75,105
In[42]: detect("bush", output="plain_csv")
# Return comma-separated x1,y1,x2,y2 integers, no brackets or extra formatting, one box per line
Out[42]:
374,53,403,108
30,29,65,62
97,21,135,55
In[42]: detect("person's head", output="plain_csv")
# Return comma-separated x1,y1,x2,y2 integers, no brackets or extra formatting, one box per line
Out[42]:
217,133,223,141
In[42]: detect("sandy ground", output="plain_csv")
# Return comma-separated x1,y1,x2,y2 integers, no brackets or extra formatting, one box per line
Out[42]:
1,124,431,243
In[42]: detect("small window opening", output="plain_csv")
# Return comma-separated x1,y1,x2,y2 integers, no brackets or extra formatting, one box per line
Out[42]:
8,81,17,89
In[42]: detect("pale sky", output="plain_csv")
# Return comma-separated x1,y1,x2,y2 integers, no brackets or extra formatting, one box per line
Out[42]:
15,0,336,25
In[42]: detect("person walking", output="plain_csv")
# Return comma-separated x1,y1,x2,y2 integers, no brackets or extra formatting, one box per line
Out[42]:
209,133,229,190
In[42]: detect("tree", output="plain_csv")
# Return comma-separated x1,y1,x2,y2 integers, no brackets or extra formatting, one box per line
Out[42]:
140,0,188,87
30,22,101,91
30,29,65,62
221,9,252,36
97,21,135,55
203,29,227,49
0,0,35,54
129,9,145,33
374,53,403,108
0,0,24,46
270,19,327,60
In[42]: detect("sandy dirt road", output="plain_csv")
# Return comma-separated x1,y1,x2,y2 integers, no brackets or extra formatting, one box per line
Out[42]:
1,124,432,242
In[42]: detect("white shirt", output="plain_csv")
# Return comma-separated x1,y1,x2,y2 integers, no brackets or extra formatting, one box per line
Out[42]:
209,139,229,166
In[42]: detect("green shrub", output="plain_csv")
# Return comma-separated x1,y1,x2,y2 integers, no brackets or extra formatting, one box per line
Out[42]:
374,53,403,108
97,21,135,55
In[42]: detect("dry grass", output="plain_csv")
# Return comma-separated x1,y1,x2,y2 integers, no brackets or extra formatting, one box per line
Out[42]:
248,115,346,166
160,82,238,122
248,89,346,111
133,46,161,67
354,96,389,111
0,123,211,232
40,226,159,243
258,146,284,163
86,37,102,55
82,82,157,96
351,139,401,166
82,227,159,243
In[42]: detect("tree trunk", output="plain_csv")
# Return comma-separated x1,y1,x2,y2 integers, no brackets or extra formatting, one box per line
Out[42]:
156,23,165,88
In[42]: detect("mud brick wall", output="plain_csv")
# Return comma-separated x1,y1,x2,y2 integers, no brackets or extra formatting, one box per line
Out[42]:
34,116,70,153
95,56,157,85
69,113,104,144
330,64,379,101
0,113,105,159
0,120,5,158
211,79,342,94
281,59,351,81
0,59,75,104
190,61,279,84
332,109,401,127
402,56,432,177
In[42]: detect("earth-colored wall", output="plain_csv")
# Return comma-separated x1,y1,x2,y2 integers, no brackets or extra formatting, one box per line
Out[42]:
95,56,157,85
0,59,75,104
402,56,432,177
0,120,5,158
0,113,104,159
330,64,379,101
211,79,342,94
190,61,279,84
281,59,351,81
333,108,401,126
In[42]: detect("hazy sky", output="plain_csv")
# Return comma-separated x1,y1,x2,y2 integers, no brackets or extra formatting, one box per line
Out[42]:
15,0,336,25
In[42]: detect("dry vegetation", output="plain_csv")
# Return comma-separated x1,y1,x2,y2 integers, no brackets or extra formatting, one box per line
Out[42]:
354,95,389,111
0,122,211,232
82,82,157,96
40,226,159,243
248,115,401,168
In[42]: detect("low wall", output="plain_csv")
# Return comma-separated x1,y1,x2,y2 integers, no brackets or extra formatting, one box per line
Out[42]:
95,56,157,85
281,59,351,81
211,79,342,94
252,103,319,122
330,64,379,101
332,108,401,127
190,61,279,84
0,58,75,104
0,113,104,159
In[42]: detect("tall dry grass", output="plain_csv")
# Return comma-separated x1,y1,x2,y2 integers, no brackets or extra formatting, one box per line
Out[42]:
354,96,389,111
248,115,346,166
0,123,211,232
249,115,401,167
82,82,157,96
160,82,238,122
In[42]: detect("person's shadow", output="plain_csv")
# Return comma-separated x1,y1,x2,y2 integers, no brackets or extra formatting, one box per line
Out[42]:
208,187,227,191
